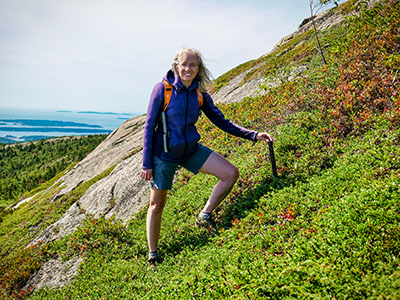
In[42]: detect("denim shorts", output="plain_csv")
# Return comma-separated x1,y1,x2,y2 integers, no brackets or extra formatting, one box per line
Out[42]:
150,143,213,190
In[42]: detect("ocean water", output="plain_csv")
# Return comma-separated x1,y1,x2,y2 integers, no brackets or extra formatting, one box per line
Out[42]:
0,108,138,143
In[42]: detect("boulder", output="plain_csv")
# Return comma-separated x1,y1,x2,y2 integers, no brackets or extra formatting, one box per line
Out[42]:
24,256,84,291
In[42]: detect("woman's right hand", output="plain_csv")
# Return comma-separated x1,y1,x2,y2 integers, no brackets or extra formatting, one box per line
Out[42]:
141,169,153,181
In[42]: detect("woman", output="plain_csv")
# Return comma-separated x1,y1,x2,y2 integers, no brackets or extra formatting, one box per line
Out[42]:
141,48,273,265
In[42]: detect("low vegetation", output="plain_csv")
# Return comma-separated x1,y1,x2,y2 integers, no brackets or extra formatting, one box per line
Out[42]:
1,1,399,299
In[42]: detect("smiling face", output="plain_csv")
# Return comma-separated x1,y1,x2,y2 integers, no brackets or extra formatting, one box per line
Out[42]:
175,52,199,88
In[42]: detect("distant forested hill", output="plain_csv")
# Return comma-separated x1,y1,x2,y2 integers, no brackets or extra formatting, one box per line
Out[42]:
0,135,107,211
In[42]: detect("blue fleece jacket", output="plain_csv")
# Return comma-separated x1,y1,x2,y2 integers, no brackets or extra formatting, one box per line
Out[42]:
142,70,258,169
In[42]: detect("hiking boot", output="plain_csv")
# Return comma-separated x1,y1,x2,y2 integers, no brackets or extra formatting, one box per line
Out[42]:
148,251,163,266
195,212,217,233
148,256,163,266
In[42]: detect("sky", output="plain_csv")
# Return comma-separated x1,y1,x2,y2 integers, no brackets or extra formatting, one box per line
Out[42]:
0,0,333,114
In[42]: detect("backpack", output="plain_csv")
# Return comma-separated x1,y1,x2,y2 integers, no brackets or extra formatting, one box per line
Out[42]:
160,80,204,153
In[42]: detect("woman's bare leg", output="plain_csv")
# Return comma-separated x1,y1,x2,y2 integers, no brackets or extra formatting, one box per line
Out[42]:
146,188,168,252
199,152,239,213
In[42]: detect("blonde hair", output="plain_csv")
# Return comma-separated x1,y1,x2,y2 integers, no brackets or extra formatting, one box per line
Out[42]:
172,48,213,93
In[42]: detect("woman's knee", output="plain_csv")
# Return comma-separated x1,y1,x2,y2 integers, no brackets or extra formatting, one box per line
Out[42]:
231,166,240,182
200,152,239,183
149,189,167,214
224,165,239,184
149,201,165,214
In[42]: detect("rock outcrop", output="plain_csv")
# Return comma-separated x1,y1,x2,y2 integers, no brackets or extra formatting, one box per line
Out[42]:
212,64,267,105
24,256,84,291
53,115,146,199
29,115,147,246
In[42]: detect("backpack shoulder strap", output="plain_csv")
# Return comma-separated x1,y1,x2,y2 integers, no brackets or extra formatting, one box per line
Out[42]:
163,80,173,112
196,88,203,108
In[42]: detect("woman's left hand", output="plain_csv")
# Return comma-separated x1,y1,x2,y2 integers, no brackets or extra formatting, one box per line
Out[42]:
256,132,274,143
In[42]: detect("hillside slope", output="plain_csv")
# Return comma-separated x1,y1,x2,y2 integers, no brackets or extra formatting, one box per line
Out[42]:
10,0,360,251
1,0,399,299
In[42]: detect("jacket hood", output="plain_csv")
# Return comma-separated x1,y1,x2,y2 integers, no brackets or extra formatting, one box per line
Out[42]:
163,70,200,91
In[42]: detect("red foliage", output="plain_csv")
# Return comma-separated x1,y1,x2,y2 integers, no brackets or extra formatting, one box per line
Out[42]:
0,243,49,299
313,3,400,135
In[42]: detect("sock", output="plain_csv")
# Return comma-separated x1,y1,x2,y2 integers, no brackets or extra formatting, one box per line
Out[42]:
148,251,158,260
199,211,211,220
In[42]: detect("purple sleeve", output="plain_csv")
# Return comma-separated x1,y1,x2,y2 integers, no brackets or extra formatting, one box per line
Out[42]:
201,93,258,141
142,82,164,169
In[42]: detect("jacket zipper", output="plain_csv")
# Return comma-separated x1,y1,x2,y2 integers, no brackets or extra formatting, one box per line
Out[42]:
183,89,189,156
